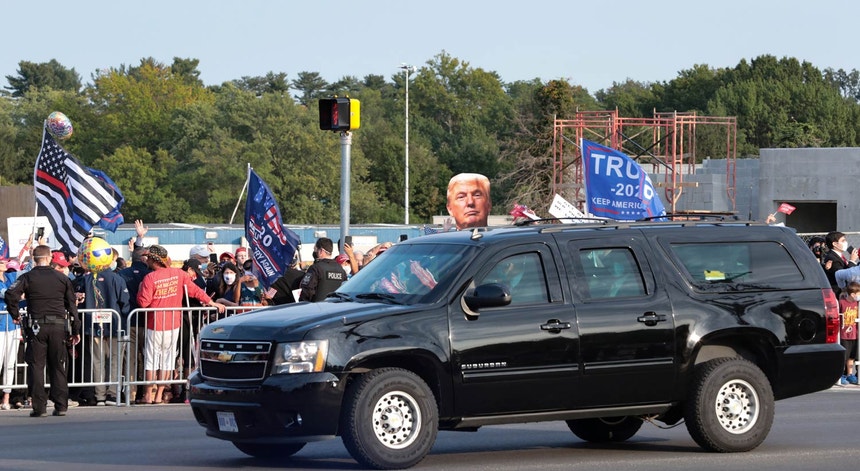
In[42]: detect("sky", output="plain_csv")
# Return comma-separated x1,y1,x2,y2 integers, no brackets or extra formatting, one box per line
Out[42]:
2,0,858,94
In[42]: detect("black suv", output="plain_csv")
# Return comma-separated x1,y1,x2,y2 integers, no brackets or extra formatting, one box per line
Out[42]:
189,220,844,469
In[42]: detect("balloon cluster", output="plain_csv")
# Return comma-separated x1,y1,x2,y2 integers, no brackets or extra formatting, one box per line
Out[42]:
47,111,73,140
77,237,114,273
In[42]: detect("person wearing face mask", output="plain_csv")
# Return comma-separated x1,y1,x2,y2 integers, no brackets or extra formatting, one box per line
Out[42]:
837,281,860,385
823,231,859,294
187,245,213,275
212,262,242,307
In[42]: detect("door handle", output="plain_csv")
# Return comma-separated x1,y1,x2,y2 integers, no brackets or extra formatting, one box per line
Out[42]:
636,311,667,326
541,319,572,333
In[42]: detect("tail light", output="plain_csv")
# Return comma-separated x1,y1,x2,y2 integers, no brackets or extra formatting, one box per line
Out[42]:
822,288,840,344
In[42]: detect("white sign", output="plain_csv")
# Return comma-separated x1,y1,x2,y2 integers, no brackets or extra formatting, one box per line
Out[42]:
548,194,589,221
6,216,56,253
92,311,113,323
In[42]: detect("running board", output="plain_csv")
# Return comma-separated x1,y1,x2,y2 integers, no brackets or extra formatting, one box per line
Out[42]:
451,403,673,428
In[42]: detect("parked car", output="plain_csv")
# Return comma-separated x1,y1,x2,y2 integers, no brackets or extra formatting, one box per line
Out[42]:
189,219,844,469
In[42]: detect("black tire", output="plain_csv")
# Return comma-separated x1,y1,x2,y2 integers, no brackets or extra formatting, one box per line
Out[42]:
566,416,643,442
340,368,438,470
684,357,774,452
232,442,305,459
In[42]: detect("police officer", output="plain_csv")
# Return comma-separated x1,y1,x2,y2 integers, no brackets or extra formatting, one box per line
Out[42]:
4,245,81,417
299,238,346,302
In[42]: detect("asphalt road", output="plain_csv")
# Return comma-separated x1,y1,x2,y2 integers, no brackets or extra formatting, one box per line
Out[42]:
0,385,858,471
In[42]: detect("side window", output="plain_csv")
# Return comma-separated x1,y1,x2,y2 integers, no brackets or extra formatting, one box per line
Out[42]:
579,248,646,299
478,253,549,305
670,241,803,288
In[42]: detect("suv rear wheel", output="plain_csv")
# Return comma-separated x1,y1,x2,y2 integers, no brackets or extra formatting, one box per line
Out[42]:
341,368,438,469
684,357,774,452
566,416,643,442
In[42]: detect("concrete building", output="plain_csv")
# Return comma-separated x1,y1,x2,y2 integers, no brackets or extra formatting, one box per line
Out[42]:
672,148,858,233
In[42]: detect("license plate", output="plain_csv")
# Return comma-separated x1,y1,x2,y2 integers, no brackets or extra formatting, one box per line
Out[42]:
216,411,238,432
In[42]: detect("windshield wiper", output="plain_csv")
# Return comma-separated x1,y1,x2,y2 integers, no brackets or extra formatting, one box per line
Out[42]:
327,292,354,302
355,293,402,304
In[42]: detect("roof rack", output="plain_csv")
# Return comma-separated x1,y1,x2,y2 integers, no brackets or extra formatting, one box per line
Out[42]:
639,212,741,222
513,217,610,227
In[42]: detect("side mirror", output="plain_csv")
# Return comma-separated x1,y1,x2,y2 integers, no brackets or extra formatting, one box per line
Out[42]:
463,283,512,312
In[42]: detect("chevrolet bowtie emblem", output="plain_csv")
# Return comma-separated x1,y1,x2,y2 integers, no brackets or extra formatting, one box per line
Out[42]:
212,327,225,334
217,352,233,363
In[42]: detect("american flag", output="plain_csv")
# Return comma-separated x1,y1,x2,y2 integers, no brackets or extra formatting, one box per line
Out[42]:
35,131,123,253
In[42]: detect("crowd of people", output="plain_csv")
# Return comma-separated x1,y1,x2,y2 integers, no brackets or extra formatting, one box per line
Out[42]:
810,231,860,386
0,172,495,415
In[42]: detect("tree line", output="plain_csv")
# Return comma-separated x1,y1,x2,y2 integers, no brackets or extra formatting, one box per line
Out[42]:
2,52,859,224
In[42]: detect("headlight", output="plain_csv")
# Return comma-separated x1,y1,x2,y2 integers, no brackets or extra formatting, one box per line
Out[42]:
271,340,329,374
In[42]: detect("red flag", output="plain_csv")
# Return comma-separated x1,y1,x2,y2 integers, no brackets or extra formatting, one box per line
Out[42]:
777,203,796,215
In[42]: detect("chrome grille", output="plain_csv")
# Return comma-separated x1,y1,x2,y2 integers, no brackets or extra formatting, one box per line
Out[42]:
199,340,272,381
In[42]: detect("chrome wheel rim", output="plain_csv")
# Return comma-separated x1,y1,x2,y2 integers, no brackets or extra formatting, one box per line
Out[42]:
372,390,421,449
714,378,759,434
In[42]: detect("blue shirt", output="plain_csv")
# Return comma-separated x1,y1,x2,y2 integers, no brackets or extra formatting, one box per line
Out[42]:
0,271,19,331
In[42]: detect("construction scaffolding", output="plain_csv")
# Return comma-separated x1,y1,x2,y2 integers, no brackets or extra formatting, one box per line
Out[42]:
552,110,738,214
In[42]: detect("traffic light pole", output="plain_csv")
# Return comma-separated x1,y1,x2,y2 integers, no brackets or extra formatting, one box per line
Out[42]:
339,131,351,251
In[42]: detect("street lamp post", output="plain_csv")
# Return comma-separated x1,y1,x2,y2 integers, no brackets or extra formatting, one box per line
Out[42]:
400,64,416,224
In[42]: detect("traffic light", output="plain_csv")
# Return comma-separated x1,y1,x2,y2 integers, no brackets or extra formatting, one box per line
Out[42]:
319,97,360,131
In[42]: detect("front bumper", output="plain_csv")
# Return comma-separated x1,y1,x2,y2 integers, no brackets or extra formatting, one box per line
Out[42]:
189,371,346,443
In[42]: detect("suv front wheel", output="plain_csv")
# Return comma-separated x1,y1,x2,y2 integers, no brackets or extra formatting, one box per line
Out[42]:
340,368,439,469
684,357,774,452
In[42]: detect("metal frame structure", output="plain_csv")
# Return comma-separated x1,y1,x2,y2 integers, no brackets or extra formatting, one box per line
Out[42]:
552,110,737,213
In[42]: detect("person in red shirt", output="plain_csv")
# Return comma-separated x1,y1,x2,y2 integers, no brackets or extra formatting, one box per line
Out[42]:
137,245,225,404
837,281,860,385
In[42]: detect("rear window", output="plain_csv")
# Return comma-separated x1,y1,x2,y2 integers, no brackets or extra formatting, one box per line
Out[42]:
669,241,803,290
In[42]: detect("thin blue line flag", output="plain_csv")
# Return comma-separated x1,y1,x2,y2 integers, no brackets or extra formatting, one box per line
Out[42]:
582,139,666,221
87,167,125,232
35,131,124,252
245,168,301,289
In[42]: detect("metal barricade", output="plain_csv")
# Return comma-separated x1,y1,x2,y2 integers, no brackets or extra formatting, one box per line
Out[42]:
0,310,26,399
73,308,124,405
123,305,265,406
0,308,125,406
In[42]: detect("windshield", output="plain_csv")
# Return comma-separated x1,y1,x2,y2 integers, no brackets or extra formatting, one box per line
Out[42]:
336,242,477,304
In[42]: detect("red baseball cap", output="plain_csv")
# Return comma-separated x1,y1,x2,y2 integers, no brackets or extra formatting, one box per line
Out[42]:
219,251,235,262
51,251,70,267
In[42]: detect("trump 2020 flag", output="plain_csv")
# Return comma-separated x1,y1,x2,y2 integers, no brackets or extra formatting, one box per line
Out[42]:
0,235,8,260
87,167,125,232
245,168,301,289
35,130,124,253
582,139,666,221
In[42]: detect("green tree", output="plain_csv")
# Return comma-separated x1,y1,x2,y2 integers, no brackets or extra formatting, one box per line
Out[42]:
326,75,363,97
4,59,81,97
170,57,204,86
595,79,659,117
824,67,860,104
658,64,727,112
230,72,292,97
84,57,213,157
292,71,328,106
708,55,857,153
90,146,189,222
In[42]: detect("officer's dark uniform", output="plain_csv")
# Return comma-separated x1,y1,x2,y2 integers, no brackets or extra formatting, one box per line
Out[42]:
271,266,306,305
4,265,81,416
299,258,346,302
